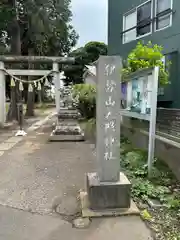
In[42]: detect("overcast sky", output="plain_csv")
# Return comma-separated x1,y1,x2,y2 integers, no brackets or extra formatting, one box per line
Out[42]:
71,0,108,48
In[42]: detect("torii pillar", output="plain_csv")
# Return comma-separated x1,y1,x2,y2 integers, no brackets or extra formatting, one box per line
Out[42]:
0,62,6,126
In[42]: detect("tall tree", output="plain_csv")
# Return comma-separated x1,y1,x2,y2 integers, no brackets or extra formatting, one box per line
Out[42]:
64,41,108,84
0,0,78,119
84,41,107,63
6,0,21,121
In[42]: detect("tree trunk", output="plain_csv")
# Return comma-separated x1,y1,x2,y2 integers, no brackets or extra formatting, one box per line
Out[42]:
6,0,21,121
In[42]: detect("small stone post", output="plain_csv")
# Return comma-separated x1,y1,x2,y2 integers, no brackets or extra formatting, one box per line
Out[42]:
17,103,23,131
59,71,65,108
0,62,6,126
86,56,131,210
53,62,60,114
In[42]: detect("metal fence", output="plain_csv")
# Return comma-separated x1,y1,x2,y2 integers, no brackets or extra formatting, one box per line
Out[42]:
156,108,180,138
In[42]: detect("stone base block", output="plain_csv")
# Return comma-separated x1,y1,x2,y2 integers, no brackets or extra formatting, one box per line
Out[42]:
57,122,78,127
49,132,85,142
58,115,80,120
86,172,131,210
58,108,81,120
49,125,85,142
58,119,79,125
54,125,81,133
80,191,139,218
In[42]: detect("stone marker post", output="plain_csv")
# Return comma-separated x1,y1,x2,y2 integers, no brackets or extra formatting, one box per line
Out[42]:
96,56,122,182
53,62,60,114
0,62,6,126
86,56,131,210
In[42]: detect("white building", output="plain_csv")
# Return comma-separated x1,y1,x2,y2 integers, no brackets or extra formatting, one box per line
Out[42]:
83,65,97,85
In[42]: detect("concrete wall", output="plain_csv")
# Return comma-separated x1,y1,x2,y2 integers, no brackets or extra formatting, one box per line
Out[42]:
82,116,180,180
108,0,180,108
121,122,180,180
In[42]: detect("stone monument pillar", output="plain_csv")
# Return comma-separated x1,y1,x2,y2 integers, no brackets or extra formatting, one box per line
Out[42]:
82,56,132,213
53,62,60,114
49,84,84,142
59,71,65,108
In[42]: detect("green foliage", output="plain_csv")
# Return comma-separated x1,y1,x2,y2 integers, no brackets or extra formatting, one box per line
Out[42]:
141,209,152,221
131,178,170,202
166,196,180,210
85,118,96,134
72,84,96,119
0,0,78,55
122,151,146,169
121,137,180,240
166,232,180,240
2,0,79,120
84,41,107,63
122,41,171,85
121,139,179,206
64,41,107,84
71,41,107,65
87,118,96,126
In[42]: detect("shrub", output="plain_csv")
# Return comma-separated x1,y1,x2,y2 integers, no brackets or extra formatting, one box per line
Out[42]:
72,84,96,119
122,41,171,85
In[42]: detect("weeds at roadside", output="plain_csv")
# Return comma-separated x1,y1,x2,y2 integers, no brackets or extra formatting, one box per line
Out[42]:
121,136,180,240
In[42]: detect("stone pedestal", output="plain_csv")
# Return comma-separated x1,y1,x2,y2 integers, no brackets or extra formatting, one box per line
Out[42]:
79,57,138,218
86,172,131,210
49,107,84,142
49,125,84,142
58,108,80,121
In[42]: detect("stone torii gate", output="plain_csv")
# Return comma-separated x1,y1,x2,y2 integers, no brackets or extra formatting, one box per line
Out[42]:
0,55,75,126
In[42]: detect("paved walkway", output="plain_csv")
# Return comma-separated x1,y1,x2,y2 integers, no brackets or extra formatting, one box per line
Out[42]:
0,109,55,158
0,115,153,240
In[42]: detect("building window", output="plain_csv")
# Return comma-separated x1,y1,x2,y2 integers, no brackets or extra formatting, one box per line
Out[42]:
123,10,136,43
123,1,152,44
155,0,173,31
137,1,152,37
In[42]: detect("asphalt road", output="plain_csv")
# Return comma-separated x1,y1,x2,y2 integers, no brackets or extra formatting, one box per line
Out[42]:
0,116,152,240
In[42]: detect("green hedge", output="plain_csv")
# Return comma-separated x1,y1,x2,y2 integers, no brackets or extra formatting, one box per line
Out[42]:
72,84,96,119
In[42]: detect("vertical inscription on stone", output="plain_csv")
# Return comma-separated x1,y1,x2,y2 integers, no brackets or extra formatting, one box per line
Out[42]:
96,56,122,182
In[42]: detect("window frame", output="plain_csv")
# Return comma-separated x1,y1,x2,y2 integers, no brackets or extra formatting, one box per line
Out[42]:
155,0,173,32
122,8,137,44
136,0,153,40
122,0,153,44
